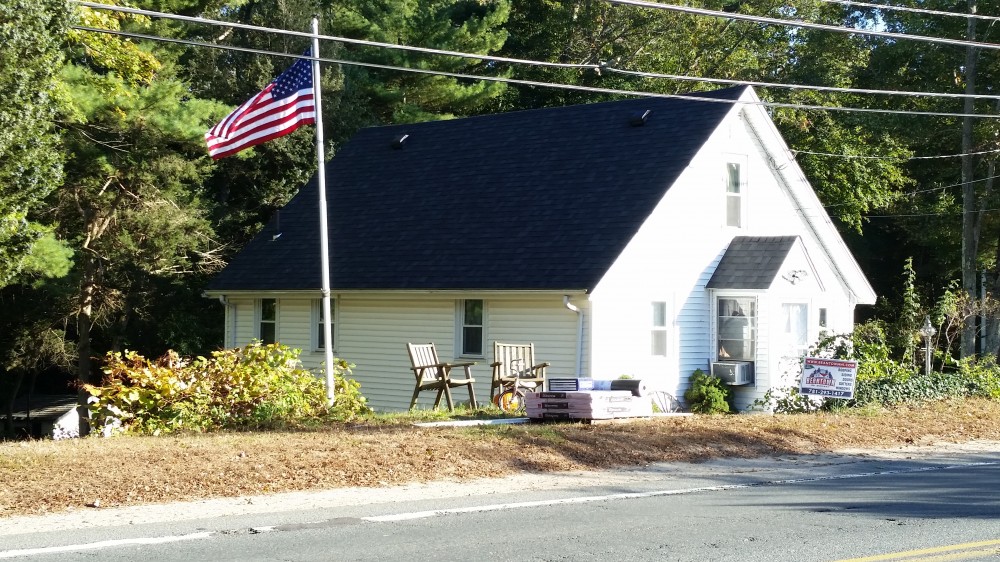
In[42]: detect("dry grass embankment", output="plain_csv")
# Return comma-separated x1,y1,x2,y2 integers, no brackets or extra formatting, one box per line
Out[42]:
3,399,999,518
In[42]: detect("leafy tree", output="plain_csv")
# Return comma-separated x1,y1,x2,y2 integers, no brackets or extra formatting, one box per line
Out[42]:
179,0,512,246
850,0,1000,357
56,63,226,410
0,0,72,287
328,0,511,123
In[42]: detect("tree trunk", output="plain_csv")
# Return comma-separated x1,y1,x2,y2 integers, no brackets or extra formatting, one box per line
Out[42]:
3,369,25,439
76,252,97,437
982,160,1000,358
961,0,980,358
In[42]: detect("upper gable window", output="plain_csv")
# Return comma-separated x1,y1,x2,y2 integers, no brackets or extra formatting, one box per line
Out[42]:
651,301,668,356
725,160,745,228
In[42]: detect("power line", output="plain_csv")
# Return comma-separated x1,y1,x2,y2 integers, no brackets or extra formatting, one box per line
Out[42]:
794,147,1000,160
64,5,1000,221
824,175,1000,210
72,1,593,71
604,0,1000,51
76,0,1000,104
818,0,1000,23
604,66,1000,101
71,24,1000,121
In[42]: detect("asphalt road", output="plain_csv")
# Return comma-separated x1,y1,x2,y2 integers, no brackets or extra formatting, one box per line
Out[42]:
2,441,999,561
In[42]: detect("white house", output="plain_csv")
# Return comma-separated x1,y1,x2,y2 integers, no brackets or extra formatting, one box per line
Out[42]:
205,85,876,411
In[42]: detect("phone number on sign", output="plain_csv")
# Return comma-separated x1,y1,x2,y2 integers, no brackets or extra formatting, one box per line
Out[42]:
802,388,852,398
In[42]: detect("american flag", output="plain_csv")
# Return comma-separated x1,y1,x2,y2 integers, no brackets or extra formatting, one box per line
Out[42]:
205,56,316,160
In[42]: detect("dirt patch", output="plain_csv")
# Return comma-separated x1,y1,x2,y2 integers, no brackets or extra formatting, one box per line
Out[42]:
3,399,999,519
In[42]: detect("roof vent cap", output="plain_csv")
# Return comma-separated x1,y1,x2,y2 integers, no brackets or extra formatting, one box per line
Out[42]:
630,110,652,127
391,134,409,149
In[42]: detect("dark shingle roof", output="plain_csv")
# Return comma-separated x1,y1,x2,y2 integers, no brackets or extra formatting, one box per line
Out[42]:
706,236,799,290
7,394,77,421
209,86,749,292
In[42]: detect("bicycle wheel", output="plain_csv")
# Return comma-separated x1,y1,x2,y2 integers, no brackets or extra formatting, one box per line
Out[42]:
497,389,524,413
650,390,680,413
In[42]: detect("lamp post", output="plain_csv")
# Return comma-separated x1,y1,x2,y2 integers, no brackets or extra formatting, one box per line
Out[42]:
919,315,937,376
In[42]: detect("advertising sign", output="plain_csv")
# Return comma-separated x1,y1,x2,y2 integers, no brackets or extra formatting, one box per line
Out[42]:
799,357,858,399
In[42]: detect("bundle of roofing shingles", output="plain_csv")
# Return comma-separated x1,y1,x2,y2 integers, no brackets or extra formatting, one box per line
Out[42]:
525,380,653,420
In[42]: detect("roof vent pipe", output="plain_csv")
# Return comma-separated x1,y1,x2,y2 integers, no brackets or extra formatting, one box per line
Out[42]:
391,134,409,149
563,295,584,376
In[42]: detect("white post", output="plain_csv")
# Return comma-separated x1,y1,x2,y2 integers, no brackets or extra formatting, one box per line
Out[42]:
312,16,335,405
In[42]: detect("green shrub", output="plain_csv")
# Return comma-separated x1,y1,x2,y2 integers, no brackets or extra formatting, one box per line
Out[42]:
86,342,370,435
752,386,822,413
817,321,913,383
957,355,1000,399
683,369,731,414
849,370,967,407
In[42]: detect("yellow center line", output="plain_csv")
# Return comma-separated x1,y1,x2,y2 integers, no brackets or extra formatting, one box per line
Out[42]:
915,547,1000,562
834,539,1000,562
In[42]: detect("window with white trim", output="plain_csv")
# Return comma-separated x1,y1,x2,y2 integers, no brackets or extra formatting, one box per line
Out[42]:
651,301,668,356
313,298,337,351
460,299,484,356
725,160,744,228
717,296,756,361
257,298,277,344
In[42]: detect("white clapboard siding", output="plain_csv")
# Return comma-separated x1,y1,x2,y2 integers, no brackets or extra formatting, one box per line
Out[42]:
486,296,588,381
334,297,455,411
279,294,585,411
275,299,311,352
230,298,256,346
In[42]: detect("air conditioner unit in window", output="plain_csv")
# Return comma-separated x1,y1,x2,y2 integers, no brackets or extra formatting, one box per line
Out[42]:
711,361,754,385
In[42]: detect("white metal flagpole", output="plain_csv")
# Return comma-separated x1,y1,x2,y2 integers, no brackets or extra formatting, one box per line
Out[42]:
311,16,336,405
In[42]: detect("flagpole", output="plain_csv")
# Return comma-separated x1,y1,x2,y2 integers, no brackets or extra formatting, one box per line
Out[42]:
311,16,336,405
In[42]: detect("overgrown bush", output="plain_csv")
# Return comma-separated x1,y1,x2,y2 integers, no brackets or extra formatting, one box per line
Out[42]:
957,355,1000,399
818,321,913,383
86,342,370,435
849,370,968,407
683,369,731,414
752,386,823,413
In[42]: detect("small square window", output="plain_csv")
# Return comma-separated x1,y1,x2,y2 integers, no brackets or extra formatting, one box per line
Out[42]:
259,298,277,344
461,299,484,356
315,298,336,351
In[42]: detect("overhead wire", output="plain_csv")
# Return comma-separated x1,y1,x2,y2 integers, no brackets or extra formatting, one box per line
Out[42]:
818,0,1000,23
603,67,1000,100
794,147,1000,160
71,2,1000,121
73,1,594,71
73,23,1000,122
75,1,1000,102
71,4,1000,218
78,21,1000,221
604,0,1000,51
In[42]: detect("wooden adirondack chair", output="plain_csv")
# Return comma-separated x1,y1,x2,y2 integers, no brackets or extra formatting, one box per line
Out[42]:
406,343,478,411
490,342,549,402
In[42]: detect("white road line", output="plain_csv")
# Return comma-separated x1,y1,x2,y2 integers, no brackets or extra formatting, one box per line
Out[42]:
0,531,212,559
3,461,997,556
363,461,1000,522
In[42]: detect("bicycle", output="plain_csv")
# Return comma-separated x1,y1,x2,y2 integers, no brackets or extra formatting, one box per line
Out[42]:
492,358,539,413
